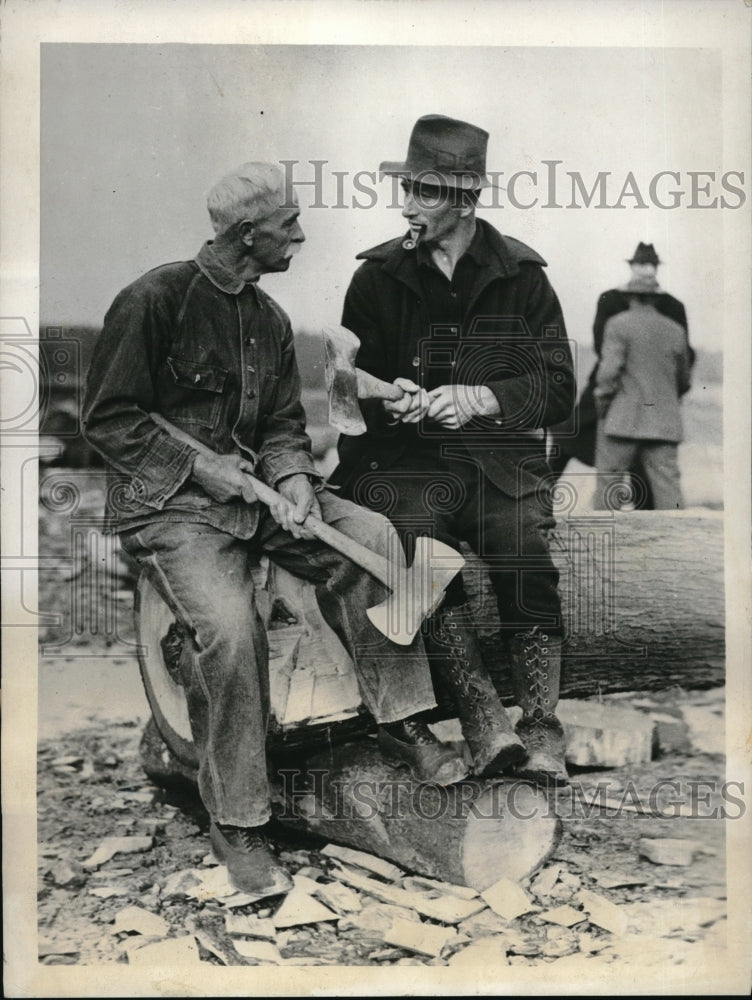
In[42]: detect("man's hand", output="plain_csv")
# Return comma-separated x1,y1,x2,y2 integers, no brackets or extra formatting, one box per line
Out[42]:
383,377,430,424
274,473,321,539
426,384,500,430
191,452,258,503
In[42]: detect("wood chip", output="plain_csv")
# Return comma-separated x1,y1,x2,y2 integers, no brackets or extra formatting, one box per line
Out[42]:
90,885,129,899
449,936,511,967
312,880,363,915
531,865,561,898
339,902,418,935
224,913,277,940
112,905,170,937
589,870,647,889
185,918,233,966
577,889,629,936
127,935,200,965
332,864,484,924
82,836,154,870
272,890,339,929
162,869,203,898
291,873,321,896
538,904,586,928
320,844,404,882
383,916,457,958
481,877,539,921
402,875,479,900
639,838,697,866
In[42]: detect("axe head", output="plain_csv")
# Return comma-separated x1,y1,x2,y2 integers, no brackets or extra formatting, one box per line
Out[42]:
323,325,367,436
366,536,465,645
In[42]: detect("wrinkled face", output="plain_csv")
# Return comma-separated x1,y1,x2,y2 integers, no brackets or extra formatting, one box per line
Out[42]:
251,195,305,272
400,180,466,246
630,261,658,280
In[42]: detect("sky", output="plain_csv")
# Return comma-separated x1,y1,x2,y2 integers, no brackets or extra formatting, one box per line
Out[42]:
41,43,734,355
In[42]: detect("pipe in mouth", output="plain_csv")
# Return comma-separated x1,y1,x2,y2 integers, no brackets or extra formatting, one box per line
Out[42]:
402,226,424,251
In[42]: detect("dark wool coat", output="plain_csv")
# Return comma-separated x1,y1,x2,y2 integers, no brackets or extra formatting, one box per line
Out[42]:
329,219,576,499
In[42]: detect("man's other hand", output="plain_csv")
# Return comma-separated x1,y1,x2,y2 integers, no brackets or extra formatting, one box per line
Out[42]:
274,474,321,539
191,452,258,503
382,377,430,424
426,384,500,429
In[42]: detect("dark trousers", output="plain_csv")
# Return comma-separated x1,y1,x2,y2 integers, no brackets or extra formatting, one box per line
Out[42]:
348,452,563,636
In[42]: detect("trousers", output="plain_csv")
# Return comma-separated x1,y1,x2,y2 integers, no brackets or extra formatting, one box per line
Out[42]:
347,452,563,636
594,430,684,510
120,490,437,827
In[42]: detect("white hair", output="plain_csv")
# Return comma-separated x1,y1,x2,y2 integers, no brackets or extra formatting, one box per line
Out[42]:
206,162,286,235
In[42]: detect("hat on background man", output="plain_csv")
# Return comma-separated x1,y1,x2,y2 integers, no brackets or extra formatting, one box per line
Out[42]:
379,114,492,190
627,242,662,266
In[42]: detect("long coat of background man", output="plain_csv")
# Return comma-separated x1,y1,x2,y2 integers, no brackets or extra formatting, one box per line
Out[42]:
330,115,577,785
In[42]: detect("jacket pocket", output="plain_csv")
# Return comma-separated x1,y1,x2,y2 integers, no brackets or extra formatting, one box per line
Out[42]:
164,356,228,429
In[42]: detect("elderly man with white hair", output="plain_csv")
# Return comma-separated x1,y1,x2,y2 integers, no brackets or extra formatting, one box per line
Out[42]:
83,162,468,897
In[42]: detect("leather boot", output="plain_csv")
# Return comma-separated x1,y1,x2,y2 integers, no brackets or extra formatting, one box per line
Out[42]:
424,605,527,778
509,627,569,786
377,717,470,786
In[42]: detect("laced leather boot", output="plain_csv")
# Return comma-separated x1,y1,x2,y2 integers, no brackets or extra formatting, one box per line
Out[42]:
377,716,470,785
210,822,294,896
509,627,569,786
423,605,527,778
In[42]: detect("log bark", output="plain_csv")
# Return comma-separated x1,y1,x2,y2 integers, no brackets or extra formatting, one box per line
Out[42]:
467,510,725,697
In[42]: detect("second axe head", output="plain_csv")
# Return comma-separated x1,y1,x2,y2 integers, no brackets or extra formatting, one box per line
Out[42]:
323,325,365,435
323,325,407,436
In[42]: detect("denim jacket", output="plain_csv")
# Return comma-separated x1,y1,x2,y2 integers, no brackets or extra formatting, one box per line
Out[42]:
82,242,317,537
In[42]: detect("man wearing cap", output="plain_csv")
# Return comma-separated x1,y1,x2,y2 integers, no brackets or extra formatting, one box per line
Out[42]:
549,243,694,509
593,275,692,509
330,115,576,786
83,161,470,898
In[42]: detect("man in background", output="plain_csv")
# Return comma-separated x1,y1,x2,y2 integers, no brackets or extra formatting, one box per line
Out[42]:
549,242,694,508
593,275,692,509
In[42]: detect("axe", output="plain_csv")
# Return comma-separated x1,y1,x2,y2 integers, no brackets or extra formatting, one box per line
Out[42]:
150,412,464,645
323,324,412,436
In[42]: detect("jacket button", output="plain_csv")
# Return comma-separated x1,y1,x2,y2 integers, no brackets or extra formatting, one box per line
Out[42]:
411,357,420,367
369,461,379,470
246,390,255,399
244,337,255,346
247,366,255,374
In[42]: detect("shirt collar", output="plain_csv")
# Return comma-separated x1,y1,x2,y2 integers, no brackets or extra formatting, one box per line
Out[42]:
195,241,258,296
416,221,490,271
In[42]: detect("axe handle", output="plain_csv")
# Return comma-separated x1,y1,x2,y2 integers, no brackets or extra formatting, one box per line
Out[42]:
356,370,408,402
150,412,394,589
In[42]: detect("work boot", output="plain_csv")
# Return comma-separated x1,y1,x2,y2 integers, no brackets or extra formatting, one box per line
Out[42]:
509,627,569,787
377,716,470,785
424,605,527,778
210,822,294,896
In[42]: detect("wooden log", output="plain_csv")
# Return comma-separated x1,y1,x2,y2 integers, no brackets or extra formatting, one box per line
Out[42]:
138,717,560,890
136,510,724,764
465,509,725,697
271,740,561,890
